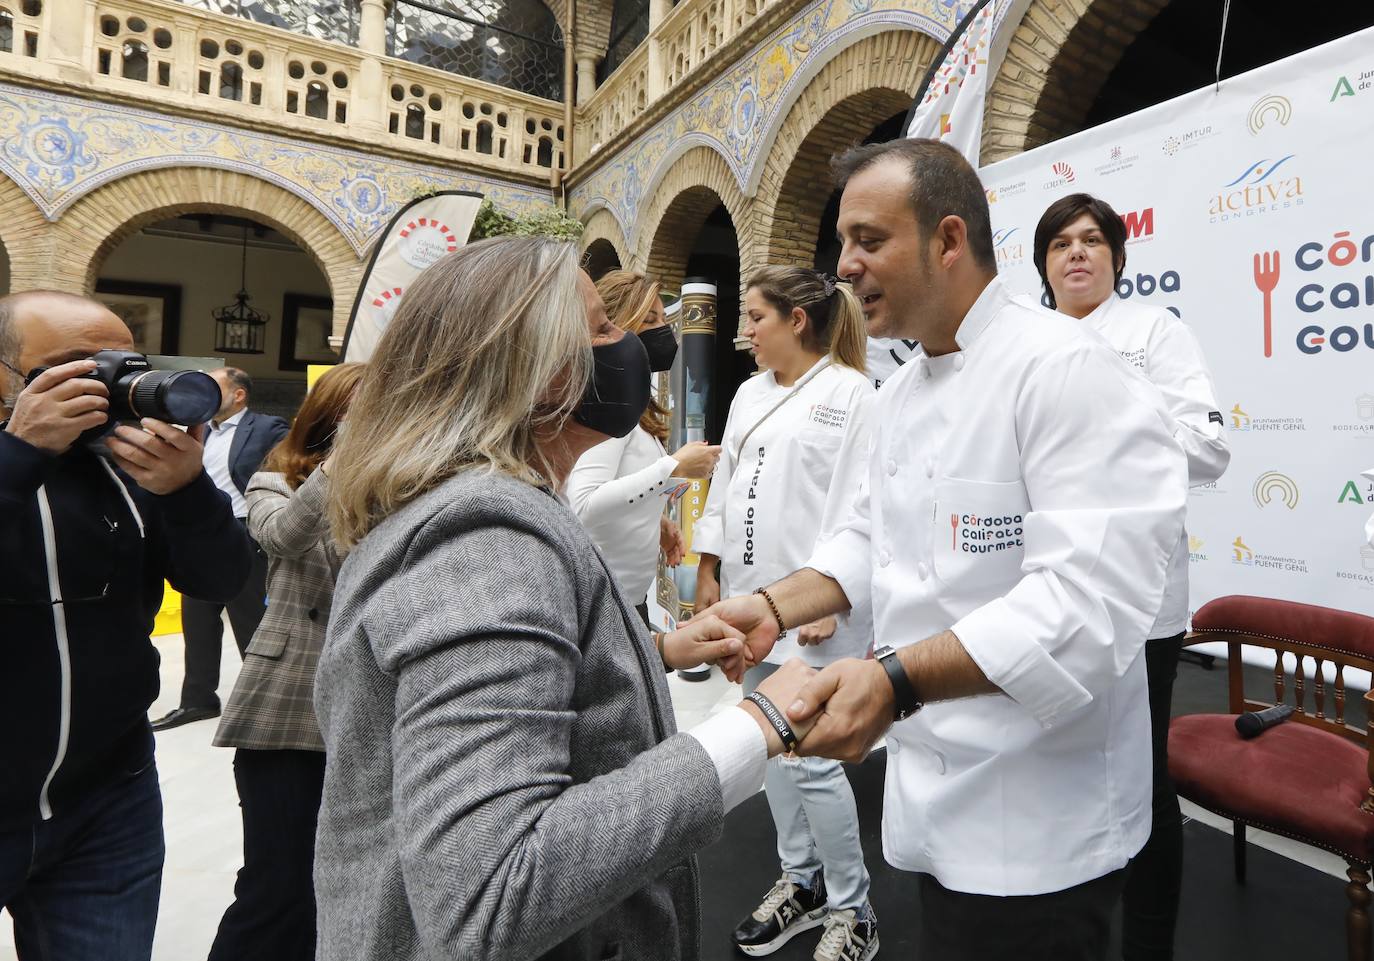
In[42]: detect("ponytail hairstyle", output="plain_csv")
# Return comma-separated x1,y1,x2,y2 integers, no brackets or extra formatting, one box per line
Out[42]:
595,269,671,442
746,265,867,373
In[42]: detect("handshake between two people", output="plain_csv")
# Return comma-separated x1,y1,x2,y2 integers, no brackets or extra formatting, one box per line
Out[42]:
663,592,894,764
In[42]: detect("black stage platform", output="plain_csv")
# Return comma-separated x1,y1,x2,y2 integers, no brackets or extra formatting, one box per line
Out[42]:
697,657,1352,960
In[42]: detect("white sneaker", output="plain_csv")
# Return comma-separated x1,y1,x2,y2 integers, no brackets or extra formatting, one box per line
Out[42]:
813,908,879,961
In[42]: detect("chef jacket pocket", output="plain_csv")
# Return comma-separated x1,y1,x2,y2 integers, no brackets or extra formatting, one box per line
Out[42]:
933,477,1030,592
795,429,844,483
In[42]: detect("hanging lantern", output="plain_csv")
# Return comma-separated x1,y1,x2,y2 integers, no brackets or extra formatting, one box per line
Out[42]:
213,223,269,355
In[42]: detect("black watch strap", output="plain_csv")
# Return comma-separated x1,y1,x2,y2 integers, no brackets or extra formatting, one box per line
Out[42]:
874,645,922,721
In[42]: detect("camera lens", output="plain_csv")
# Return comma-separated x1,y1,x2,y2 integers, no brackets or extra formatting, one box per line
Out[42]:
127,370,222,425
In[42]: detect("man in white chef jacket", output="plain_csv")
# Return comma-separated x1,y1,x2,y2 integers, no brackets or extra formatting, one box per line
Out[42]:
703,138,1187,960
1029,191,1229,961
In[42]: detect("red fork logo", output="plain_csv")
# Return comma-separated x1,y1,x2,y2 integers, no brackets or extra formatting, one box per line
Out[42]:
951,513,959,551
1253,251,1280,358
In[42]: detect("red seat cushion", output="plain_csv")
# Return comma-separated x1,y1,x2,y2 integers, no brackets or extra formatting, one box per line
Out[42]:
1170,713,1374,864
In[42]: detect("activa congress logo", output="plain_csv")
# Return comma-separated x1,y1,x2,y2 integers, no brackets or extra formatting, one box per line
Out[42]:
1253,471,1300,509
1209,155,1304,225
1231,535,1309,573
993,227,1024,267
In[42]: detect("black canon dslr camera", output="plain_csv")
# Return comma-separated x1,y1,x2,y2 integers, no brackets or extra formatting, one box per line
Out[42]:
26,349,222,435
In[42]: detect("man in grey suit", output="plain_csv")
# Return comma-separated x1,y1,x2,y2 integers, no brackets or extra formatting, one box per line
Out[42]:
153,368,289,730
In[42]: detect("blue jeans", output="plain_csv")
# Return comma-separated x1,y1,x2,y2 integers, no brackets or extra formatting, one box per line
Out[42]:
0,759,164,960
745,662,871,911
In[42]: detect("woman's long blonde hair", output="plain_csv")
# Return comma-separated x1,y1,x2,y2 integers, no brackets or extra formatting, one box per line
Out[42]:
595,269,670,442
328,237,589,548
747,266,867,372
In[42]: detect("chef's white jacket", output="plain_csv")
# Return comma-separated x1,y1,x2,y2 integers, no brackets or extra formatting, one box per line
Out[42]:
567,426,679,604
694,358,874,666
808,278,1187,896
866,336,921,390
1067,293,1229,637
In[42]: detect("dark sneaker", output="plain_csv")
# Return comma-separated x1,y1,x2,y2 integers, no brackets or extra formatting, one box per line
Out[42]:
813,908,879,961
732,874,829,956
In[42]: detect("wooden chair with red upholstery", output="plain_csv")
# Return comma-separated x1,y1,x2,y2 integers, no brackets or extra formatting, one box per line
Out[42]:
1169,595,1374,961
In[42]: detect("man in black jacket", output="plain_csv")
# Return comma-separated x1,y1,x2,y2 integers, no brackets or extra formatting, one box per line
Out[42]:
0,290,251,960
152,367,288,730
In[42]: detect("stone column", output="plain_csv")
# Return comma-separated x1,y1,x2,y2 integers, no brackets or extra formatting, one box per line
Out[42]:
353,0,390,136
41,0,92,81
646,0,672,100
576,54,597,105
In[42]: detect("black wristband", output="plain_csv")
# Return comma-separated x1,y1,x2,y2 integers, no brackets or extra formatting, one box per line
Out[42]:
874,645,923,721
746,691,799,754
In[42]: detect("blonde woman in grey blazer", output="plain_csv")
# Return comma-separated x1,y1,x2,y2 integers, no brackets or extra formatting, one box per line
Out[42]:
209,363,364,961
317,238,819,961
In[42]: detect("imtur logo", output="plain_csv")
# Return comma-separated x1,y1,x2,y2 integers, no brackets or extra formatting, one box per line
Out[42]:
1253,471,1300,509
1247,95,1292,135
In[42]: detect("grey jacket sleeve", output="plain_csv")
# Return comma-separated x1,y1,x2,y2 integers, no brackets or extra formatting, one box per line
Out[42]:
246,470,329,559
364,517,725,961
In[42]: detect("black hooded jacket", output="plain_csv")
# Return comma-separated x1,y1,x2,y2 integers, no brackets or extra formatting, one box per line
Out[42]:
0,429,251,829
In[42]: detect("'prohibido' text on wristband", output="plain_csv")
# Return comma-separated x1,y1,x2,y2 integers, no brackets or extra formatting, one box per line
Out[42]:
746,691,799,754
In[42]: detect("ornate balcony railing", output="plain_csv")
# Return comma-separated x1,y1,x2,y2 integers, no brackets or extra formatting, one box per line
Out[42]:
576,0,790,165
0,0,565,182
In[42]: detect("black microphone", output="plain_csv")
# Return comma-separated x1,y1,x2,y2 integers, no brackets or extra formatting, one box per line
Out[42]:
1235,703,1295,739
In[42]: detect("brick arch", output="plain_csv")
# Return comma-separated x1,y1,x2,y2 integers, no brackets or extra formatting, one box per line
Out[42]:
745,26,941,198
49,167,362,341
0,174,52,294
636,145,751,291
756,85,913,268
982,0,1170,164
580,204,628,265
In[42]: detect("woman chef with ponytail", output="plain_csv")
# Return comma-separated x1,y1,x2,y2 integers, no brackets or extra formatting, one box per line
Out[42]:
693,267,880,961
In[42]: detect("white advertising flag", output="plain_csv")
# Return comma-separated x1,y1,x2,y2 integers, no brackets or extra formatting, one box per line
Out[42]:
340,190,484,364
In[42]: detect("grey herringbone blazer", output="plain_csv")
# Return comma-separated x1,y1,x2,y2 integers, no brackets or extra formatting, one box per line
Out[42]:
214,469,339,752
314,470,724,961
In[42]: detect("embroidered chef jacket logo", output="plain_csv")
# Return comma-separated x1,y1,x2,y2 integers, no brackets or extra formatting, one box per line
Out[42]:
1118,347,1147,370
743,447,765,566
949,511,1025,554
808,404,848,429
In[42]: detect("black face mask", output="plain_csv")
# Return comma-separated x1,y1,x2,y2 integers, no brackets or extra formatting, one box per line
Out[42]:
573,332,651,438
638,325,679,372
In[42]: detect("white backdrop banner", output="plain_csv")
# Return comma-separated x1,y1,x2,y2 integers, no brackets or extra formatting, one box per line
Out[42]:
979,26,1374,618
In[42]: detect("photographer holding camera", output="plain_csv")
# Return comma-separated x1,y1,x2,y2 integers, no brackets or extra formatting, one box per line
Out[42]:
0,290,251,961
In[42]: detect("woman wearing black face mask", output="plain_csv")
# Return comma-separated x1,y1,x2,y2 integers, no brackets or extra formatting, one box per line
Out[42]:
567,271,721,628
314,239,822,961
